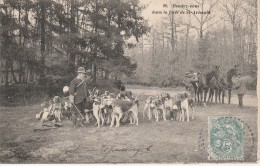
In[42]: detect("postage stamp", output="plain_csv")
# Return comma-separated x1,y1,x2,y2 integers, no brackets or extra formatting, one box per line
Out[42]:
0,0,258,164
208,116,244,160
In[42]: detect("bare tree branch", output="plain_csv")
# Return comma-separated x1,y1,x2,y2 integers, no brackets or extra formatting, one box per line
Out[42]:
202,19,222,32
202,0,219,24
241,6,257,22
185,8,201,23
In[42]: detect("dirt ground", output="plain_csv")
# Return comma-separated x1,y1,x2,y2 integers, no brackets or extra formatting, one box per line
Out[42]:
0,86,258,163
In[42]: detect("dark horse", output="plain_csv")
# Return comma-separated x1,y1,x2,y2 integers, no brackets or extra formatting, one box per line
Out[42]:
207,66,221,103
196,66,220,104
218,65,239,104
206,65,239,104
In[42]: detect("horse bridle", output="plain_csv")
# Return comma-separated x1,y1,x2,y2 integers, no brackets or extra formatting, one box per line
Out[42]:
211,76,237,91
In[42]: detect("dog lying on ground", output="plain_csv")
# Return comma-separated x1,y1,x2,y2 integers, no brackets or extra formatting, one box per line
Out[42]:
38,97,62,126
38,101,52,125
105,97,139,127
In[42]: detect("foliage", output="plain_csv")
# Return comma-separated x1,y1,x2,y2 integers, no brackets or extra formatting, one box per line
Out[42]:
0,0,150,106
128,0,257,86
193,33,211,72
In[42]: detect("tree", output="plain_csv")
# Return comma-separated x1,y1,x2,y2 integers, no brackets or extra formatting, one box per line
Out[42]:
186,0,219,38
220,0,244,65
65,0,150,83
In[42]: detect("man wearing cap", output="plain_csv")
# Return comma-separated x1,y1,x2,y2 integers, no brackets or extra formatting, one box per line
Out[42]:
69,67,91,127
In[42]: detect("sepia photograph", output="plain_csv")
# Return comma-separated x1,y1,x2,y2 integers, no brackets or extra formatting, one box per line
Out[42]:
0,0,258,164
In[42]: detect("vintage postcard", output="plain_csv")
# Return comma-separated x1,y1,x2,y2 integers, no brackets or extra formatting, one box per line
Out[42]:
0,0,259,164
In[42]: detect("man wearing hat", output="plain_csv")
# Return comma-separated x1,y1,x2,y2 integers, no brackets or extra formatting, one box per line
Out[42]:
69,67,91,127
233,72,246,107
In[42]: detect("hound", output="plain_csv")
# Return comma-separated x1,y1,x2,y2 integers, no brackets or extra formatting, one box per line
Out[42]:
143,96,153,119
92,98,107,128
178,92,194,122
106,98,139,127
51,96,62,122
143,95,167,121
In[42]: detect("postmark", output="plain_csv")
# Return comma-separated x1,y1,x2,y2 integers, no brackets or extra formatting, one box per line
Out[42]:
208,116,244,160
197,116,256,161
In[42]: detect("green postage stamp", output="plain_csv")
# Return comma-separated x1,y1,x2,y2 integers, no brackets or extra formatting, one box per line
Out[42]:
208,116,244,160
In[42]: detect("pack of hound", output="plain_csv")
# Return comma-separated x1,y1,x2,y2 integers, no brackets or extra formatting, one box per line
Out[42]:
36,87,195,128
143,92,195,122
36,87,139,128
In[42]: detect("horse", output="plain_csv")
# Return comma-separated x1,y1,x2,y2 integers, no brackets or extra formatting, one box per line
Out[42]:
207,65,239,104
218,65,239,104
184,72,211,104
207,66,221,103
196,66,221,104
196,72,207,104
208,77,219,103
184,66,222,105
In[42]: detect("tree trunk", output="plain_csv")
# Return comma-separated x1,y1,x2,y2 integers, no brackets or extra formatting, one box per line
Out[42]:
185,24,190,67
69,0,77,73
92,62,97,84
11,65,18,84
10,61,18,84
40,1,46,77
91,0,98,84
4,61,9,87
104,69,109,79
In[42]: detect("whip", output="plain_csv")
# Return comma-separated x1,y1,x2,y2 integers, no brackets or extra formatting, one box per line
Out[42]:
71,102,85,119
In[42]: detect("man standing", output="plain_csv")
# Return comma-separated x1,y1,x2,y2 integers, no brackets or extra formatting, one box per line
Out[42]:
234,73,246,107
69,67,90,127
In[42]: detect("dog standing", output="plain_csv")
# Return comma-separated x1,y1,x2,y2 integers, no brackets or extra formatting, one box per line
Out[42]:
149,98,166,121
171,102,181,121
92,98,108,128
177,92,194,122
143,96,152,119
143,96,166,121
106,98,139,127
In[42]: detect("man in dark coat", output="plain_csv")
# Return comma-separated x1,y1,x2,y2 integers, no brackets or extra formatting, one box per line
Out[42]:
69,67,91,127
